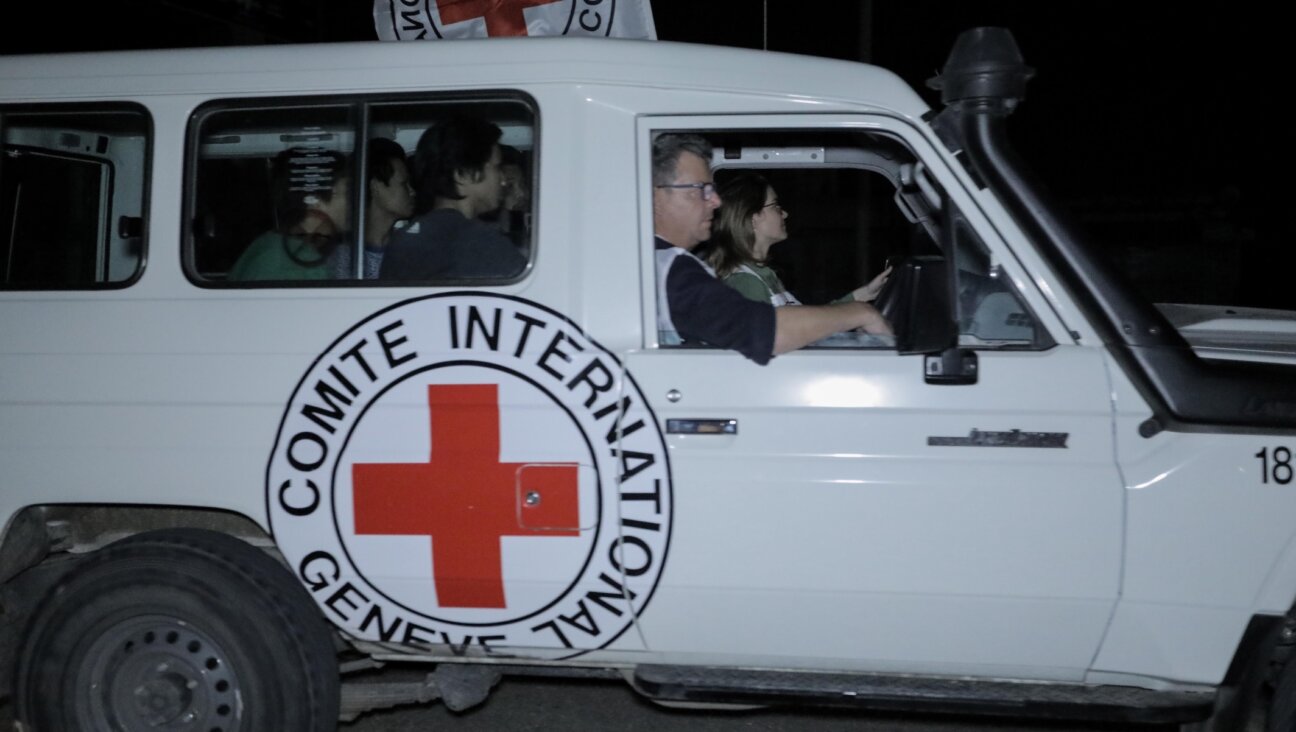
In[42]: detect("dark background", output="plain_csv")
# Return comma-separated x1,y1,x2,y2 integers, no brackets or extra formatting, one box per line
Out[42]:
2,1,1287,309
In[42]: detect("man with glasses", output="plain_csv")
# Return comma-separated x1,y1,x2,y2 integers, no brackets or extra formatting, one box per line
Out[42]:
653,133,890,364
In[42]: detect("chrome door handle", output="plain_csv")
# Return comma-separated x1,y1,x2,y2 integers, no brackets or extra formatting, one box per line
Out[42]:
666,419,737,435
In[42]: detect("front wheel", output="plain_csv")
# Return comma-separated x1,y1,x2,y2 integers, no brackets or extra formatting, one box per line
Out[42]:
15,528,339,732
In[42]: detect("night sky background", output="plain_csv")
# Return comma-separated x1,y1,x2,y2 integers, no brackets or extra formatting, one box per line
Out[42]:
2,1,1288,309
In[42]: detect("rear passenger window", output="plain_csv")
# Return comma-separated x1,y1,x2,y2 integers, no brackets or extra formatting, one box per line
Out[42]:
188,96,535,286
0,105,149,289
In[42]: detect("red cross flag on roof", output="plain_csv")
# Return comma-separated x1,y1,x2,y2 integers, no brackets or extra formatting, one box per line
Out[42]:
375,0,657,41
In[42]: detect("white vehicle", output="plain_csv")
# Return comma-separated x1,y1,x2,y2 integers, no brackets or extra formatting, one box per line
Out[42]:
1,27,1294,731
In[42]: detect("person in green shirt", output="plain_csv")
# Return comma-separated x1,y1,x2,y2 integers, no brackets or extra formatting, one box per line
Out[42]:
705,171,890,308
228,148,350,282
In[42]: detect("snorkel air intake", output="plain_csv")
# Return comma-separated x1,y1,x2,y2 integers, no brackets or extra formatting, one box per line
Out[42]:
927,28,1296,433
928,27,1034,114
926,28,1165,352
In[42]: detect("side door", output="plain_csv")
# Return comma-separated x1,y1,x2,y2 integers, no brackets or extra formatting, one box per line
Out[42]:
625,114,1122,678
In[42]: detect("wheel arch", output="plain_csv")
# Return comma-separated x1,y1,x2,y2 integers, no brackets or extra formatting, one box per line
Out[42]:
10,524,340,729
1,504,283,699
1,502,273,564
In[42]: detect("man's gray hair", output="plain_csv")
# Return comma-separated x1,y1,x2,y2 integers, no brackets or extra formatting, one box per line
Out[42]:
651,133,713,186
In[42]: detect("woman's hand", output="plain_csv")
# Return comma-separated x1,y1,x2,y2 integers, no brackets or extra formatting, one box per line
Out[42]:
852,265,893,302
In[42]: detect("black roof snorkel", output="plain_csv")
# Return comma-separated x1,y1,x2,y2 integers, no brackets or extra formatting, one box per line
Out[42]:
928,28,1296,434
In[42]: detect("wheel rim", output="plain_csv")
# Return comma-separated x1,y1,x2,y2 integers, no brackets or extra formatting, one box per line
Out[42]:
75,614,242,731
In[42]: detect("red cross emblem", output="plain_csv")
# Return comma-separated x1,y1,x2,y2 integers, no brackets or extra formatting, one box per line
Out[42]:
435,0,563,37
352,383,579,608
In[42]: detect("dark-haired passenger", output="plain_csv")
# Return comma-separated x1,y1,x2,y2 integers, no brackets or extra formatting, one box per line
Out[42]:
492,144,531,252
334,138,414,279
380,115,525,281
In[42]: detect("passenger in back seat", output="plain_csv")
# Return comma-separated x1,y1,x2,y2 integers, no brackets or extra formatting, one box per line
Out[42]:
490,144,531,254
228,148,349,282
332,138,415,280
379,114,525,281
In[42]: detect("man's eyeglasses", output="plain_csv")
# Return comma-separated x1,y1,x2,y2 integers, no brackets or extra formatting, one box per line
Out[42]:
656,182,718,200
762,200,783,212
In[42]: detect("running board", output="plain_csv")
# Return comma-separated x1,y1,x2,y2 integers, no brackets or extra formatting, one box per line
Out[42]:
630,665,1214,724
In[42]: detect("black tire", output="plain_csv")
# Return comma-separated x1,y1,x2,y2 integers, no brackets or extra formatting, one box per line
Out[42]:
14,528,339,732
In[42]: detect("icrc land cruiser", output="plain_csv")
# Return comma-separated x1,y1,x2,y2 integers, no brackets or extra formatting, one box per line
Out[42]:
1,27,1294,731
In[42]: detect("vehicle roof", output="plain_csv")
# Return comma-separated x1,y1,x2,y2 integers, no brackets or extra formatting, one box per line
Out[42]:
0,37,930,119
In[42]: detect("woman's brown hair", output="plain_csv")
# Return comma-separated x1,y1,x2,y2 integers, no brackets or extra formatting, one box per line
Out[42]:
705,171,770,278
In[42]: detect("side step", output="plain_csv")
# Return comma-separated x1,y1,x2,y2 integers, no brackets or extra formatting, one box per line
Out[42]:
630,665,1215,724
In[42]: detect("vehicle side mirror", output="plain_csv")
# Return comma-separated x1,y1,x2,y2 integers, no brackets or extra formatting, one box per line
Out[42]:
877,255,958,355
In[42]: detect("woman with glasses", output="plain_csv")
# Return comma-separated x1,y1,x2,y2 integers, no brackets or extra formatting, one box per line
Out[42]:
705,170,890,308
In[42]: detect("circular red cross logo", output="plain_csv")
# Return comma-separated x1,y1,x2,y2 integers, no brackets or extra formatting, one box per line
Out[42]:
268,294,672,659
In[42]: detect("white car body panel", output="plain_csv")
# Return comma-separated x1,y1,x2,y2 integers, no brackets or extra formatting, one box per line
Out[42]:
1,37,1294,697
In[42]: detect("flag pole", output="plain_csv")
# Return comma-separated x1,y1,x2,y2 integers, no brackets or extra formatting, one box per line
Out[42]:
762,0,768,51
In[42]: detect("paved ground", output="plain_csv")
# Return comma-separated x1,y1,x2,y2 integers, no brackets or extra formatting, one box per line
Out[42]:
0,673,1183,731
342,674,1179,732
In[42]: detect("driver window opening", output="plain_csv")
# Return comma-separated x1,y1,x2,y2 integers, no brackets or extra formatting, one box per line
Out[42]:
655,128,1049,352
